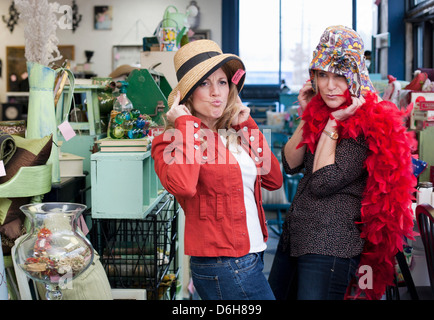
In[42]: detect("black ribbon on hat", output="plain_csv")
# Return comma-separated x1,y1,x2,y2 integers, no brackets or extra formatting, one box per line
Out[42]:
176,51,220,81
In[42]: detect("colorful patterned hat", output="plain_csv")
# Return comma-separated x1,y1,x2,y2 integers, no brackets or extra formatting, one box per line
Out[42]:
309,25,375,97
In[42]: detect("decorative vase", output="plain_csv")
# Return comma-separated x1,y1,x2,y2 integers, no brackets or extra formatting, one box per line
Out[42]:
14,202,94,300
26,61,60,183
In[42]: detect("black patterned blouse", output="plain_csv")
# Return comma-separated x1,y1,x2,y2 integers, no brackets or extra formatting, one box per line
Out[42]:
280,135,368,258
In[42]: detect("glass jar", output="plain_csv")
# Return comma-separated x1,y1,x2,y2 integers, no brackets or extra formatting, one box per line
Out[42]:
15,202,94,299
417,181,433,205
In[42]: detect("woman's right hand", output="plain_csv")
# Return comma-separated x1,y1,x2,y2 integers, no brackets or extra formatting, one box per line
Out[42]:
298,80,316,113
166,91,192,123
330,95,365,122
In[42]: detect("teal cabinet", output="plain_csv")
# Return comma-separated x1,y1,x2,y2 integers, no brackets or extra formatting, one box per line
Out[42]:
91,151,164,219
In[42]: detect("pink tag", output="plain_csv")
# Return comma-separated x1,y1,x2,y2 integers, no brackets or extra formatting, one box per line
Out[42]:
58,121,76,141
0,160,6,177
78,215,89,236
232,69,246,85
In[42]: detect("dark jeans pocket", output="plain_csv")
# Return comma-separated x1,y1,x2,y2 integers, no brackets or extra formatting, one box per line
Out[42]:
190,267,222,300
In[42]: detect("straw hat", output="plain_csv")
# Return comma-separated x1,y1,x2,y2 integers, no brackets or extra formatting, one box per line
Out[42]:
167,39,245,107
109,64,140,79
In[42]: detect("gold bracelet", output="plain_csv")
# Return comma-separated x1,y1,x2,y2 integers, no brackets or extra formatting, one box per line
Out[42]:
323,129,339,140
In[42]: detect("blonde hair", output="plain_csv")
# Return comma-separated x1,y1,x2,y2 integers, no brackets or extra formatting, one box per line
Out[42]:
312,70,320,94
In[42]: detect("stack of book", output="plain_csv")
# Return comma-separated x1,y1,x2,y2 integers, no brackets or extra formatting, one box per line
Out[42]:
97,137,150,152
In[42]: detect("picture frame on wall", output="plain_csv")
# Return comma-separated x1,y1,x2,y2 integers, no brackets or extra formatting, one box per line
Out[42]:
94,6,113,30
6,45,75,92
189,29,211,41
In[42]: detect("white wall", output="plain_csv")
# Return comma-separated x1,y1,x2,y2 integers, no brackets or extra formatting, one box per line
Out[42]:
0,0,221,102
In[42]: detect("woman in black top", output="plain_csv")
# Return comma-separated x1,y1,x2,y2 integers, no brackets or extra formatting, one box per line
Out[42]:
269,26,417,300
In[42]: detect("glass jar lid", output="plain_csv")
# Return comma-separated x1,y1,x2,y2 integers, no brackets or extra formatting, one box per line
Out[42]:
418,181,433,188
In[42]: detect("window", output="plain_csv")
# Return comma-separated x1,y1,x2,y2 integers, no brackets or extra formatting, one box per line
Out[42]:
238,0,375,91
239,0,280,85
415,24,424,69
413,0,430,7
405,0,434,71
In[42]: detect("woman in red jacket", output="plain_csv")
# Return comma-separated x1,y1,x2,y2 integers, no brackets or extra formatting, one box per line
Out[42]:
151,40,282,300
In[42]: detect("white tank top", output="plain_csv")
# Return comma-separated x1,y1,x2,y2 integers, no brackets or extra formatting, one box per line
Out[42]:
220,135,267,253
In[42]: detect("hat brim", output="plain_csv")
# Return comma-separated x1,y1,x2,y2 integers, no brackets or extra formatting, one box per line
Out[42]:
109,64,140,78
168,54,245,107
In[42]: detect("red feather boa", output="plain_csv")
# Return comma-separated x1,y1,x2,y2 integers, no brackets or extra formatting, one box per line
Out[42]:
298,91,417,299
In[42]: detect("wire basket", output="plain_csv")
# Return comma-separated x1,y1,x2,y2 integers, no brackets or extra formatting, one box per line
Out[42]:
90,193,179,300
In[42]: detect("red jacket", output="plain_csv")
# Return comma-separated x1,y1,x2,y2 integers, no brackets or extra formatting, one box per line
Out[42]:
151,115,282,257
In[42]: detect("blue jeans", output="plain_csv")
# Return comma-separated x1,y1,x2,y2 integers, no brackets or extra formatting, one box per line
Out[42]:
269,241,359,300
190,252,275,300
296,254,360,300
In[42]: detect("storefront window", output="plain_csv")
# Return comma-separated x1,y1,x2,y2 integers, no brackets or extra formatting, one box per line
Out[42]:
239,0,375,90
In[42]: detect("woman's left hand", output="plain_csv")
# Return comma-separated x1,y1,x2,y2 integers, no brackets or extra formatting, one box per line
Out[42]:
231,96,250,126
331,95,365,122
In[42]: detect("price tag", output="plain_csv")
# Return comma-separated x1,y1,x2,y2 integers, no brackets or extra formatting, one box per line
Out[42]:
0,160,6,177
232,69,246,85
58,121,76,141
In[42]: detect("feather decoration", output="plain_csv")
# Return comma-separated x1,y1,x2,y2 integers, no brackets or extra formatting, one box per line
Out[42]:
299,91,417,300
15,0,62,67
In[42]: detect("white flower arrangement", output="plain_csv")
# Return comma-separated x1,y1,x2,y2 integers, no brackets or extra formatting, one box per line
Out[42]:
15,0,62,67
